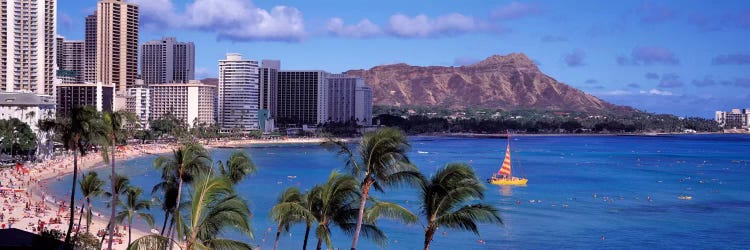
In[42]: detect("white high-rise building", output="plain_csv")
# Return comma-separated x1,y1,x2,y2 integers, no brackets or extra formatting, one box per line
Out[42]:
150,80,215,128
126,84,150,128
141,37,195,84
218,53,259,132
0,0,57,95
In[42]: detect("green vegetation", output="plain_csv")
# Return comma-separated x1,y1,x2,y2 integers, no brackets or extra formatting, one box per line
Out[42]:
78,172,105,234
323,127,423,250
374,106,721,134
0,118,37,159
129,143,255,250
418,163,503,250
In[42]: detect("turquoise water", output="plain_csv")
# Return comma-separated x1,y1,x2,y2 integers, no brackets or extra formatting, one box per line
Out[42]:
47,135,750,249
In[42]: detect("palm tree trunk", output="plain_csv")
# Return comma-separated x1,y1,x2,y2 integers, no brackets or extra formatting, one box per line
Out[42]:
128,217,133,246
423,226,436,250
166,217,175,243
64,147,79,245
316,238,323,250
86,200,93,234
274,224,282,250
350,179,372,250
77,198,85,233
107,135,116,250
169,168,184,250
160,212,170,235
303,223,311,250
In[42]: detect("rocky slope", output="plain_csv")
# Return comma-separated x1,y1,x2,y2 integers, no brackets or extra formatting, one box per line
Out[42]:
346,53,635,114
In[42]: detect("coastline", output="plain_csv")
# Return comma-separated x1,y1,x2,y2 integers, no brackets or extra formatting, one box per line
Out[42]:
3,133,739,249
0,137,343,249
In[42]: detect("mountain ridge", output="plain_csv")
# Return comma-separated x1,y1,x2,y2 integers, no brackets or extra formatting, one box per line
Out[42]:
346,53,636,114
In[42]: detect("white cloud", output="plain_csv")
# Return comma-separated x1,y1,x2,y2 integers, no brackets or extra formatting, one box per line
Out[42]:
386,13,477,38
133,0,306,42
491,2,542,20
640,89,674,96
600,90,633,96
326,18,382,38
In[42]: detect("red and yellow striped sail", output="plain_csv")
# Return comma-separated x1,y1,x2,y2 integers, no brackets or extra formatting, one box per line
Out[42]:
498,144,512,176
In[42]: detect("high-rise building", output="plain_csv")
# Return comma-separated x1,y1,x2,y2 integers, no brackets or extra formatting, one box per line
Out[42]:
56,38,85,84
259,60,279,116
218,53,259,132
150,80,216,128
277,70,328,127
355,81,373,126
325,74,372,126
97,0,139,93
326,74,358,123
141,37,195,84
56,82,115,116
0,0,57,95
126,85,150,128
84,13,97,83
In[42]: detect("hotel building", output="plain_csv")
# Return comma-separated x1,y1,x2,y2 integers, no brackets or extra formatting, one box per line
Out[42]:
0,0,57,95
150,80,215,128
96,0,139,93
56,82,114,116
218,53,259,132
715,109,750,130
141,37,195,84
84,13,97,83
56,38,85,84
277,70,328,127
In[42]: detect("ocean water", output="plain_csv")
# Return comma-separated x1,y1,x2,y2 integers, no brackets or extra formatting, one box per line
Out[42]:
47,135,750,249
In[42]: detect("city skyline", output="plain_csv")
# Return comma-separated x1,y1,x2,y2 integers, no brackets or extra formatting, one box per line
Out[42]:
56,0,750,117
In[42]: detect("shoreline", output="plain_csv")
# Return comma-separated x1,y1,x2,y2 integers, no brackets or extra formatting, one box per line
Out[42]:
418,131,730,138
0,137,342,249
3,133,742,249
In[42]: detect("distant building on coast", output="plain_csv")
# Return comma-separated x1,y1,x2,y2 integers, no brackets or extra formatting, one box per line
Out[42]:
141,37,195,84
715,108,750,130
150,80,216,128
56,82,114,116
56,37,85,84
218,53,259,133
126,81,150,129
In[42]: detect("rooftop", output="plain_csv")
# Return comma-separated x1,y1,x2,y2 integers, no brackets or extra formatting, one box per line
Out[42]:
0,92,55,106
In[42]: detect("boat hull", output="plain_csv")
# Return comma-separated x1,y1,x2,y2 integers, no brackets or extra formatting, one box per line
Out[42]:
491,178,528,186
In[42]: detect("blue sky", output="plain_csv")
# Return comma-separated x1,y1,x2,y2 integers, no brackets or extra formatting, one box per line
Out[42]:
58,0,750,117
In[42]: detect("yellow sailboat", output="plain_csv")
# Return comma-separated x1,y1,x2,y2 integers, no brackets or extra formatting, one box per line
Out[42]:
490,135,528,186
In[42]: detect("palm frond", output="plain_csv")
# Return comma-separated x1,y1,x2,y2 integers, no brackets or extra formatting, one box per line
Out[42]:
127,234,170,250
364,201,417,225
435,204,502,235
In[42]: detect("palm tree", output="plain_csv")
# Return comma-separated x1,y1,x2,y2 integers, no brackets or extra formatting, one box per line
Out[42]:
323,127,423,250
271,187,313,250
307,171,410,250
61,106,103,246
418,163,503,250
101,110,136,250
153,142,211,246
151,175,178,236
216,151,257,184
78,171,105,234
115,186,155,246
129,174,253,250
102,174,131,247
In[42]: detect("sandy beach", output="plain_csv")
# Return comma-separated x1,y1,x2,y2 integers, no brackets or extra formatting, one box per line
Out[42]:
1,143,176,249
0,137,343,249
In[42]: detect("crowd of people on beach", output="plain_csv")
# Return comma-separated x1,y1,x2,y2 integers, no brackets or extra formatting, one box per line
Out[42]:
0,143,179,249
